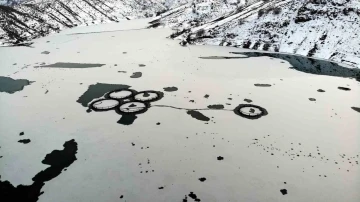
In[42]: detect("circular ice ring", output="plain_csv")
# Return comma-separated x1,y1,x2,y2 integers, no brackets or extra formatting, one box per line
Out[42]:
233,104,268,119
134,90,163,102
89,99,120,111
107,89,136,100
116,101,149,114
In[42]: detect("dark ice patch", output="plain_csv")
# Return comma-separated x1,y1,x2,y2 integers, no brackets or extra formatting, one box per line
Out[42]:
163,87,178,92
254,84,272,87
139,64,146,67
338,87,351,91
217,156,224,160
77,83,130,107
41,51,50,54
130,72,142,78
351,107,360,113
204,94,209,98
309,98,316,101
280,189,288,195
39,62,105,68
118,71,127,73
0,139,78,202
19,132,24,136
317,89,325,92
198,177,206,182
0,76,32,94
244,99,253,103
207,104,224,109
117,114,137,125
188,192,201,201
187,110,210,122
18,139,30,144
229,52,360,81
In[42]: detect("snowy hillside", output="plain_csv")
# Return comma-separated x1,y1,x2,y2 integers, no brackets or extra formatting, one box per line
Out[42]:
0,0,169,44
1,0,359,67
153,0,360,68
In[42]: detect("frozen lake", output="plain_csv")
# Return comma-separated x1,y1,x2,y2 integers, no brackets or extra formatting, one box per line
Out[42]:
0,19,359,202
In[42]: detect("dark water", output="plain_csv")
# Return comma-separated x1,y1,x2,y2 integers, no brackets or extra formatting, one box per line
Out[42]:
39,62,105,68
200,52,360,80
254,84,271,87
77,83,130,107
207,104,224,109
130,72,142,78
18,139,30,144
163,87,178,92
117,114,137,125
0,76,32,94
244,99,253,103
217,156,224,160
228,52,360,81
187,110,210,121
338,87,351,91
41,51,50,54
280,189,288,195
351,107,360,113
188,192,201,201
0,139,78,202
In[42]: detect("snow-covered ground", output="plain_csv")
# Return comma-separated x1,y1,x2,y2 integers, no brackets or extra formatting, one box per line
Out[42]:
0,19,359,202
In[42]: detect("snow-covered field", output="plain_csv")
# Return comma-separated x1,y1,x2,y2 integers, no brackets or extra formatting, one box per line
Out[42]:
0,19,359,202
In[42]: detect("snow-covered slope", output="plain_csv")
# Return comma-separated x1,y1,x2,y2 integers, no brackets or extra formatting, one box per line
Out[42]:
153,0,360,68
0,0,169,44
1,0,359,67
